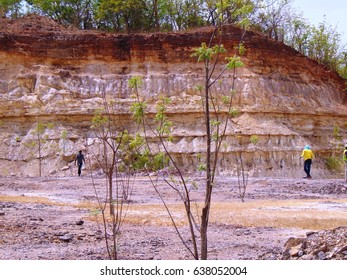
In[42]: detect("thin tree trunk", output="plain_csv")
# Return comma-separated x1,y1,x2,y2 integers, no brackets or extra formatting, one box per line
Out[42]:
201,67,212,260
109,173,114,215
38,132,42,177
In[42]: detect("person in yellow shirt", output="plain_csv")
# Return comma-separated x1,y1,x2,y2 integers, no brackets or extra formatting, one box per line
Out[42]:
300,145,314,179
343,146,347,182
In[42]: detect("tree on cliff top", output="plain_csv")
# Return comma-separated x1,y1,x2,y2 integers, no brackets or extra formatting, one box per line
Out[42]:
26,0,96,29
0,0,22,17
3,0,343,79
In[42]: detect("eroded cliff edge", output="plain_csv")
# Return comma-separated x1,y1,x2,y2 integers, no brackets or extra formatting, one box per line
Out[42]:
0,15,346,177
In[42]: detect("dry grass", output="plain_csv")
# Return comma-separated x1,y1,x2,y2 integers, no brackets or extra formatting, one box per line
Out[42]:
210,200,347,230
1,193,346,231
123,199,347,230
0,195,65,206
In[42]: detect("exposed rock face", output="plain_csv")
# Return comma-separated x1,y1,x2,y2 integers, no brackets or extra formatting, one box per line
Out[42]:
0,15,346,177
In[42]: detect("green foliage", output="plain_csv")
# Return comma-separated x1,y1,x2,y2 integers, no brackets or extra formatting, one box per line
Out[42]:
27,0,96,29
252,0,346,78
306,20,341,70
130,148,149,170
31,122,54,137
24,141,37,148
159,0,208,31
210,119,221,127
96,0,150,32
194,85,203,92
325,156,343,172
128,76,143,90
116,131,147,170
192,43,226,62
152,151,170,171
196,153,206,171
197,162,207,172
128,132,143,151
131,148,169,171
337,52,347,79
287,17,311,53
2,0,345,78
155,97,172,136
333,125,342,141
253,0,291,41
250,135,259,144
92,106,169,172
236,42,246,56
129,76,146,124
0,0,22,17
91,109,109,128
27,121,54,177
130,101,146,125
60,129,68,140
7,0,255,30
46,122,55,130
226,55,244,69
229,107,240,118
35,122,46,134
230,89,237,96
215,0,255,26
221,95,231,105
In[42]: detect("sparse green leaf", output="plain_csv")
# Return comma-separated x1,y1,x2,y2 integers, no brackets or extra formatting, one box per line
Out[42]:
229,108,240,118
130,101,146,124
226,55,244,69
129,76,143,89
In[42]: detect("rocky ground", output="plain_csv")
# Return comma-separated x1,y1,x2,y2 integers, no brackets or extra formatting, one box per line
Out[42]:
0,174,346,260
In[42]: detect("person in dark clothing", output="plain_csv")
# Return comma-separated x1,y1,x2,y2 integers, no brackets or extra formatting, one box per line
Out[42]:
75,150,86,176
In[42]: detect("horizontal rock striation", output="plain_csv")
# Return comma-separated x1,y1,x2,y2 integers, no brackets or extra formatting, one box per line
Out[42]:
0,15,346,177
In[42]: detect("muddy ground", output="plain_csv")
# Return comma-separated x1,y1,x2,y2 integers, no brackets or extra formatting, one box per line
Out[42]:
0,173,346,260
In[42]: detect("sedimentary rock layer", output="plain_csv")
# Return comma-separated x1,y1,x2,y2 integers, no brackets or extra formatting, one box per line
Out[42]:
0,15,346,177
